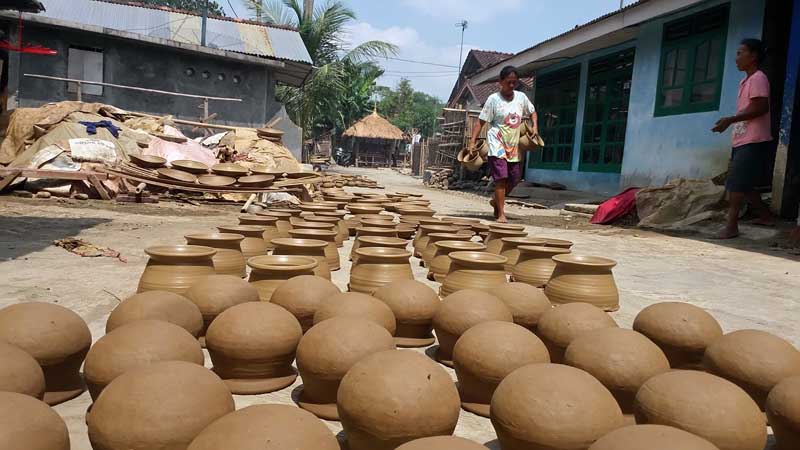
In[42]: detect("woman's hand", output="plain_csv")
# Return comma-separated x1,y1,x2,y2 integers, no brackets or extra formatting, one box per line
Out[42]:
712,117,733,133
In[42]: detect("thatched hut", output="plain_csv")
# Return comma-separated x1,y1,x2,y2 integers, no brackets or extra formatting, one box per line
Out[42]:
342,109,405,167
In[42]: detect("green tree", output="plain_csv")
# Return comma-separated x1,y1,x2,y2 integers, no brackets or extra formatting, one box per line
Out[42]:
378,78,443,137
139,0,226,16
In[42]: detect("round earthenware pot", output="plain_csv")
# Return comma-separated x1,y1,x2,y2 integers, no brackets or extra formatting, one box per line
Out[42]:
315,211,349,240
0,341,45,399
185,275,260,344
545,254,620,311
270,238,331,280
270,276,340,333
347,204,384,215
185,233,246,278
421,233,472,267
413,224,459,257
298,203,337,214
247,255,318,301
471,222,490,239
542,237,574,249
351,227,400,260
0,392,70,450
352,236,409,264
217,225,269,259
288,229,340,271
511,245,571,287
307,216,347,247
537,302,618,363
767,376,800,450
256,210,292,238
105,291,203,337
485,228,528,254
238,215,280,248
137,245,216,294
397,206,436,217
395,223,417,239
440,251,508,297
361,218,397,229
372,280,440,348
497,237,547,272
350,247,414,294
428,240,487,282
488,223,525,232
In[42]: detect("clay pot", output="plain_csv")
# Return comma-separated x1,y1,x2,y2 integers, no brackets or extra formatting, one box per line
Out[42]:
491,363,624,450
632,302,723,369
428,240,486,282
471,222,490,237
396,436,489,450
395,223,417,239
766,375,800,450
269,275,340,332
269,207,302,217
564,328,670,417
296,219,343,247
589,425,721,450
137,245,216,294
0,302,91,405
185,233,246,278
350,247,414,294
497,237,546,272
238,215,281,248
373,280,440,347
296,317,396,420
432,289,512,366
353,236,409,260
217,225,270,259
87,361,235,450
0,392,69,450
485,228,527,254
287,229,340,271
703,329,800,409
421,232,472,266
545,254,620,311
106,290,203,337
271,237,331,280
0,342,45,399
537,302,618,363
351,227,401,260
414,224,458,257
310,214,349,244
634,370,766,450
361,218,398,228
348,204,384,215
439,251,508,297
488,223,525,232
511,245,571,287
185,275,260,340
206,302,302,394
247,255,318,301
313,292,397,335
454,321,550,417
256,210,293,237
492,282,552,331
542,237,574,248
84,320,205,400
338,350,461,450
187,404,340,450
299,203,337,213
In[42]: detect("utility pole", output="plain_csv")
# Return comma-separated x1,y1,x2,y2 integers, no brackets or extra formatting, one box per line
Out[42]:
303,0,314,22
456,20,468,75
201,0,208,46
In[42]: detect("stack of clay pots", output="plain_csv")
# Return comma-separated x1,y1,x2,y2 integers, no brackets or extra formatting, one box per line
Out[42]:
439,251,508,297
350,247,414,294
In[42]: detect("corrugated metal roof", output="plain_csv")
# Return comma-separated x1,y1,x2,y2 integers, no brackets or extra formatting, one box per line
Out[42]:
35,0,312,64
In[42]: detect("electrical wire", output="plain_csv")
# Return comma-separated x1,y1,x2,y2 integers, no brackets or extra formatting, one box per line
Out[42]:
380,56,459,68
227,0,240,18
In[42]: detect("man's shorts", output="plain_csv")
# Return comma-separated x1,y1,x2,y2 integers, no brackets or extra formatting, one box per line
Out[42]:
488,156,522,189
726,141,771,193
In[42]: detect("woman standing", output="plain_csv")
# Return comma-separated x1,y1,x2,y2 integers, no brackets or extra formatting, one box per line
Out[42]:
469,65,537,223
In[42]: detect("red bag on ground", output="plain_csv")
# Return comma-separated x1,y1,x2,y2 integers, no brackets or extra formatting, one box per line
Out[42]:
590,187,640,225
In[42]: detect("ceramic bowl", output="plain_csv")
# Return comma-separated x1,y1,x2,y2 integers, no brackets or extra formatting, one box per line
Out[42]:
198,175,237,187
129,154,166,169
237,175,276,187
171,160,209,174
212,163,249,177
157,168,197,183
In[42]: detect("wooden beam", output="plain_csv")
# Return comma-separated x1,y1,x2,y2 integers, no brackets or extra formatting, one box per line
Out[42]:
0,168,109,180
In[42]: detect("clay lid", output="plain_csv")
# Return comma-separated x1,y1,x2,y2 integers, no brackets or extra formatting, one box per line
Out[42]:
270,275,340,318
396,436,489,450
313,292,397,335
292,221,336,230
552,254,617,268
144,245,216,260
518,245,571,256
238,215,278,225
247,255,318,272
397,191,423,197
288,229,337,241
449,251,508,267
397,207,435,216
106,290,203,336
588,424,721,450
440,216,481,224
419,224,458,235
435,240,487,252
270,238,328,249
501,236,546,246
185,233,244,244
0,341,45,399
256,210,291,219
0,302,92,363
537,302,618,349
632,302,722,351
212,163,249,176
172,159,209,173
357,236,408,247
217,225,267,237
0,392,69,450
198,175,236,186
157,168,197,183
355,246,412,261
541,238,574,248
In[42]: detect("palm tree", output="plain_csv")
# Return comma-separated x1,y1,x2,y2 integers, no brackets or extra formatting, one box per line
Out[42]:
245,0,397,138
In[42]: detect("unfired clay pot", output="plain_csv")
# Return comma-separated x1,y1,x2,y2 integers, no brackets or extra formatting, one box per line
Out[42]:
491,282,552,331
632,302,723,369
432,289,512,366
497,237,546,272
338,350,461,450
187,404,340,450
428,240,486,282
269,275,340,332
106,290,203,337
491,363,624,450
294,220,343,247
0,392,70,450
536,302,618,363
271,237,331,280
361,218,398,229
414,224,459,257
296,317,395,420
511,245,571,287
564,328,670,418
0,341,45,399
373,280,440,347
541,237,574,248
299,203,337,213
217,225,270,259
288,229,340,271
485,228,527,254
439,251,508,297
137,245,216,294
206,302,302,394
396,436,489,450
421,232,472,266
313,292,397,335
247,255,319,301
185,274,260,340
634,370,766,450
350,247,414,294
347,204,384,215
545,254,620,311
238,215,281,248
351,230,403,261
87,361,235,450
84,320,205,400
703,329,800,409
185,233,246,278
0,302,91,405
395,223,417,239
309,215,348,245
766,375,800,450
454,321,550,417
588,425,721,450
256,210,292,237
268,207,302,217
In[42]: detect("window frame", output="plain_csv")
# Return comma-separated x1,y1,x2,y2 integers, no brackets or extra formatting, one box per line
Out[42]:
528,65,581,171
67,46,104,96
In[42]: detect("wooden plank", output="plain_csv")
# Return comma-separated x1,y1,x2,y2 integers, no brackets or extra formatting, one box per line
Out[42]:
0,168,111,180
87,174,112,200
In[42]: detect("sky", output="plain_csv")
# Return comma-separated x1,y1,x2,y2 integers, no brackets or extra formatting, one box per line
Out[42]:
223,1,635,101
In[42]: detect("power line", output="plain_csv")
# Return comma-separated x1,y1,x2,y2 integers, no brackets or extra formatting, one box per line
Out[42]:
227,0,239,18
380,56,459,68
383,70,458,74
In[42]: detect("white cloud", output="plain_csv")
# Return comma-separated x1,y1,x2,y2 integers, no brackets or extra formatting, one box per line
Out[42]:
345,22,420,48
401,0,523,23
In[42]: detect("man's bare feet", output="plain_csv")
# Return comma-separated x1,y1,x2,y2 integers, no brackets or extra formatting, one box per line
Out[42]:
489,198,499,219
714,227,740,239
496,215,508,223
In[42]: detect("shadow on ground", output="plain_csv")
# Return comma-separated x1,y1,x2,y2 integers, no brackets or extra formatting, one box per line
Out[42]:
0,216,112,261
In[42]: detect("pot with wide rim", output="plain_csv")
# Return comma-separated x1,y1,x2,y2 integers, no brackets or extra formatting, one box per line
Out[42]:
137,245,216,294
306,216,346,247
217,225,270,259
349,247,414,294
298,203,337,214
440,251,508,297
485,228,528,253
545,254,619,311
315,211,349,237
421,233,473,267
511,245,571,287
269,208,303,217
347,204,384,215
395,223,416,239
288,229,340,271
351,236,409,263
247,255,318,301
488,223,525,232
397,206,436,217
350,227,400,260
541,237,574,249
498,237,547,272
185,233,247,278
129,154,166,168
360,218,397,229
413,224,459,257
171,159,209,174
238,215,280,248
428,241,487,282
271,238,331,280
471,222,490,237
256,211,292,238
440,217,481,225
212,163,249,177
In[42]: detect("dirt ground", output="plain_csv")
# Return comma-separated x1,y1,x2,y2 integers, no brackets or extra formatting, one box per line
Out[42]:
1,167,798,449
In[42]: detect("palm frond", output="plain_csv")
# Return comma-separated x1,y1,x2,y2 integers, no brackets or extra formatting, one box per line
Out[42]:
256,0,297,25
343,40,398,64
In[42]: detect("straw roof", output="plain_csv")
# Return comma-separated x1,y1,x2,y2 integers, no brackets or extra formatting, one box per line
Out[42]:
342,110,404,140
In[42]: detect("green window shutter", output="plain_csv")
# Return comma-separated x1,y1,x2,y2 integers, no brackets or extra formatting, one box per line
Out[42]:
528,65,580,171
